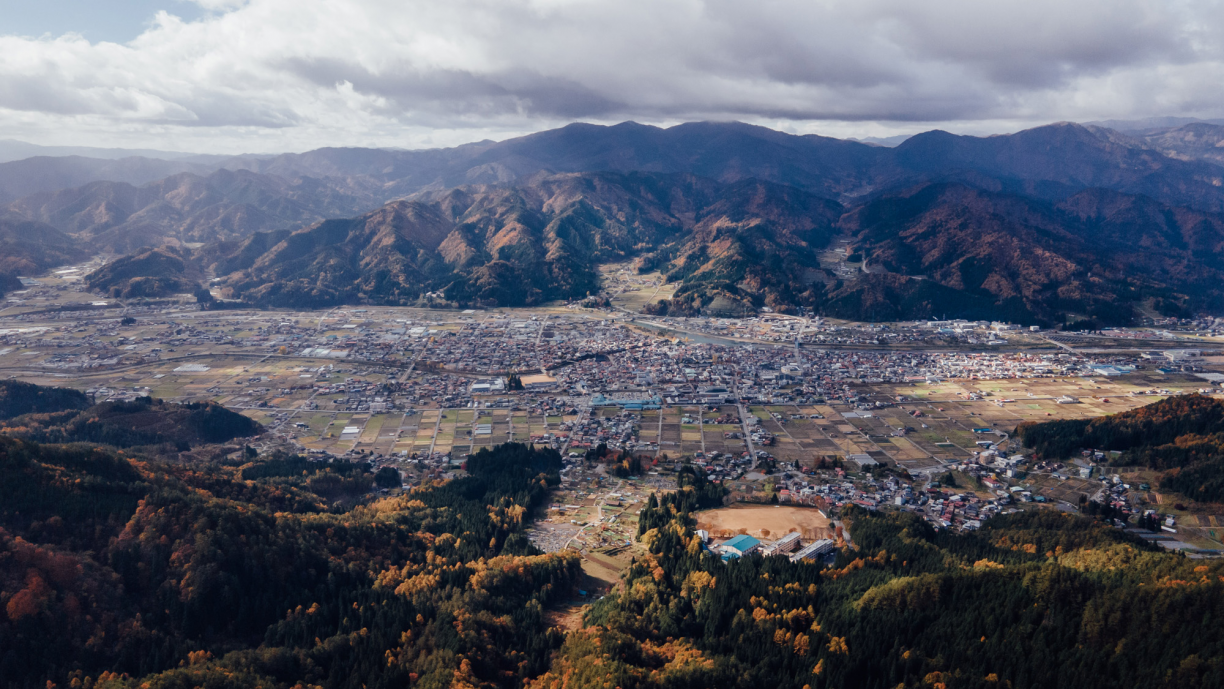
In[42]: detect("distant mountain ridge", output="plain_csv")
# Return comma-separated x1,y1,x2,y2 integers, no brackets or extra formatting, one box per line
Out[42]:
7,120,1224,238
0,139,229,165
1133,122,1224,168
6,119,1224,208
207,121,1224,210
0,216,89,279
0,156,211,205
8,169,380,253
838,182,1224,323
192,171,843,313
8,119,1224,323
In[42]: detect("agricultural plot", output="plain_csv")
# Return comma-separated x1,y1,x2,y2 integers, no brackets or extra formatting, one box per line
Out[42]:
602,263,676,312
659,409,683,456
637,409,660,446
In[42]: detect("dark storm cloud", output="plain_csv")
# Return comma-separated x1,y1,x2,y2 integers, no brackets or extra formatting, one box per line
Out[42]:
282,57,625,119
0,0,1221,150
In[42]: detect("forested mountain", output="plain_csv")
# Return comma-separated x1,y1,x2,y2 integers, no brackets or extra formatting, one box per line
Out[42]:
7,169,380,253
1019,394,1224,502
6,120,1224,322
84,246,204,298
190,172,843,312
90,172,1224,323
0,380,260,450
0,438,576,689
1136,123,1224,168
0,216,89,278
839,182,1224,324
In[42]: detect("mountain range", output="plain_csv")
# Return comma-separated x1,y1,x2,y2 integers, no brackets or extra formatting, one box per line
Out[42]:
8,169,380,253
191,172,842,314
9,119,1224,322
833,182,1224,323
0,216,88,289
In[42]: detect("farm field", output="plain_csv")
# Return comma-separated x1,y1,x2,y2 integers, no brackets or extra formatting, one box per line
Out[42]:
720,372,1215,476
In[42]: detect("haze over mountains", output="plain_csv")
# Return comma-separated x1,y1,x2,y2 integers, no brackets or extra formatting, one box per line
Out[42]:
7,118,1224,324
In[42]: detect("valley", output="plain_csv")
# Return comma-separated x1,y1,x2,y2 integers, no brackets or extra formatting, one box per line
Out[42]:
7,118,1224,689
14,3,1224,687
4,260,1224,540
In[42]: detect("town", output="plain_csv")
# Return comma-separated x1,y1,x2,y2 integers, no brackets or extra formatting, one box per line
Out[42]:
4,262,1224,579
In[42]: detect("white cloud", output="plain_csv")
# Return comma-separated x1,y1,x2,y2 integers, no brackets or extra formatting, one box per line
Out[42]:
0,0,1221,153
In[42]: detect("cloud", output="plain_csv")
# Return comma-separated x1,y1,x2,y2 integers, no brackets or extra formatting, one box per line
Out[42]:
0,0,1221,152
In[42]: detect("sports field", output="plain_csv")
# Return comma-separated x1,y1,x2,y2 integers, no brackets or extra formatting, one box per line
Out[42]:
695,504,832,540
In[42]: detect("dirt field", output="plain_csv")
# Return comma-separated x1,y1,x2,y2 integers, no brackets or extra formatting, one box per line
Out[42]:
696,505,832,540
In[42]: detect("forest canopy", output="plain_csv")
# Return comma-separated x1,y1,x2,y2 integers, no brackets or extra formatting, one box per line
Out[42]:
0,381,261,450
1018,394,1224,502
0,439,578,689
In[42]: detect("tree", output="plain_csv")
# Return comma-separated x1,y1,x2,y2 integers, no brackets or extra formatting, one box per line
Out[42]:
374,466,402,489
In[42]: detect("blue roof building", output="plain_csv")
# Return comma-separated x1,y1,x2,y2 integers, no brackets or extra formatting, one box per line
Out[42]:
719,534,762,558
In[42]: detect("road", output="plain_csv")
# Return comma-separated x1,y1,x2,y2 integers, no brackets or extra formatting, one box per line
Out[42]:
564,478,626,551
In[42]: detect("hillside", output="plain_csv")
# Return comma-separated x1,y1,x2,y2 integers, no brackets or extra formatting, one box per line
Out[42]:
0,440,575,689
4,429,1224,688
220,121,1224,211
8,120,1224,320
1019,394,1224,502
84,246,206,298
199,172,843,311
0,381,261,450
838,182,1224,324
1137,122,1224,168
0,155,204,205
552,488,1224,689
815,273,1005,322
0,379,90,419
7,169,380,253
0,216,90,277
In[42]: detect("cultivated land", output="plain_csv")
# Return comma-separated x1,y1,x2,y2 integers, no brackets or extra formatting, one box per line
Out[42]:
4,256,1224,564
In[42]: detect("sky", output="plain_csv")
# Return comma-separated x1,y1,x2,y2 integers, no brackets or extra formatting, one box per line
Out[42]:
0,0,1222,154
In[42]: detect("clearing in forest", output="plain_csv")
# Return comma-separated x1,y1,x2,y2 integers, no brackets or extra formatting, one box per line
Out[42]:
696,504,832,541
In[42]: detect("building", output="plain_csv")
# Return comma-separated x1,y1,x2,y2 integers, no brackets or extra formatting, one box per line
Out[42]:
764,532,801,555
696,386,734,403
790,539,835,562
849,454,877,468
718,534,761,560
1163,349,1201,362
470,378,506,394
590,394,662,409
